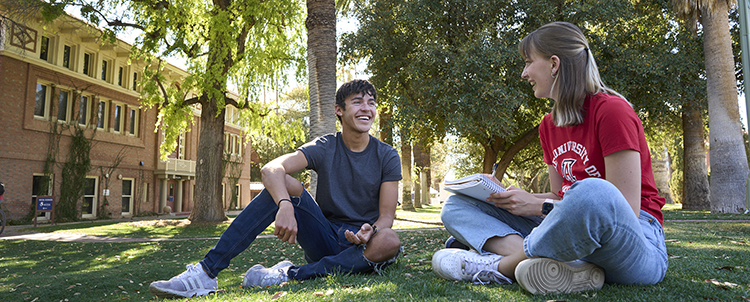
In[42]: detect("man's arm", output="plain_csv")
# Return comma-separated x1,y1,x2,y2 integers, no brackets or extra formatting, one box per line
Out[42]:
261,150,308,244
344,180,399,244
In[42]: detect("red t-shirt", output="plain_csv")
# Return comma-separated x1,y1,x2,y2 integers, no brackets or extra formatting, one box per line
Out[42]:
539,93,666,224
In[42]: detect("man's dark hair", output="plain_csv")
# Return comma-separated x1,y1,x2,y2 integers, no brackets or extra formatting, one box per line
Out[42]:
335,79,377,111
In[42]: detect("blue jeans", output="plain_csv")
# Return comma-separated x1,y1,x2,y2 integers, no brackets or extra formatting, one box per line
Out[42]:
441,177,668,285
200,189,399,280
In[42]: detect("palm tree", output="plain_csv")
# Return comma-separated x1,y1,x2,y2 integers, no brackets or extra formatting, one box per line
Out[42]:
306,0,338,197
672,0,749,213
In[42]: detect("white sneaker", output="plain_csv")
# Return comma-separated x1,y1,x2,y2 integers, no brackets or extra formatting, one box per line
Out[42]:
432,248,512,285
515,258,605,294
149,263,218,298
242,260,294,287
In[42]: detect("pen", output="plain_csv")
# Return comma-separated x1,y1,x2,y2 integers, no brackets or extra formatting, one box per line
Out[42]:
491,162,498,177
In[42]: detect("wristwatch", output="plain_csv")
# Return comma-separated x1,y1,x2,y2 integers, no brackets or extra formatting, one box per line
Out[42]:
541,199,554,217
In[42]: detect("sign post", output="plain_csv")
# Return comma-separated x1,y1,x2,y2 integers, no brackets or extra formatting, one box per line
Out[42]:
34,196,55,227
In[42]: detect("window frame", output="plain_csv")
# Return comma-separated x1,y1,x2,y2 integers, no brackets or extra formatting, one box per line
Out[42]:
39,35,50,62
127,107,139,136
121,178,134,216
96,99,109,130
78,94,91,126
56,88,72,123
113,102,123,133
82,176,98,219
34,82,51,119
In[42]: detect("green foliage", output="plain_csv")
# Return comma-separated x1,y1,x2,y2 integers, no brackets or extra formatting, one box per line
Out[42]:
342,0,703,177
56,127,92,222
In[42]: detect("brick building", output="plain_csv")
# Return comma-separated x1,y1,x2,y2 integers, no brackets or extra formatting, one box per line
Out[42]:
0,10,262,222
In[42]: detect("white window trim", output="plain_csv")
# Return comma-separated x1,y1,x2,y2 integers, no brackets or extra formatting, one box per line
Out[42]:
82,176,98,219
127,106,139,137
56,87,73,124
112,102,124,133
96,99,109,131
78,94,92,126
122,178,134,216
34,82,52,120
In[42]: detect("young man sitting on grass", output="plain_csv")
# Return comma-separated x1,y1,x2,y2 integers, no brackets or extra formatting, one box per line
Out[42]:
149,79,403,298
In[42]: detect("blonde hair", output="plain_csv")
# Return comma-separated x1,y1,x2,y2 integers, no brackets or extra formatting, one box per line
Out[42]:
518,22,626,127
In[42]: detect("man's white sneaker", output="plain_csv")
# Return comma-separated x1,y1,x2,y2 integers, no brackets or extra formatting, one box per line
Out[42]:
242,260,294,287
515,258,605,294
432,248,512,285
149,263,218,298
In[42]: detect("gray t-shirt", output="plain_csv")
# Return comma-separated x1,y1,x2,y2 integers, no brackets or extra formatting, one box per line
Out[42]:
298,133,402,226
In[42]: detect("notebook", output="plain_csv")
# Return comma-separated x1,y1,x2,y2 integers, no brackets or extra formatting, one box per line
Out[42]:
444,174,506,201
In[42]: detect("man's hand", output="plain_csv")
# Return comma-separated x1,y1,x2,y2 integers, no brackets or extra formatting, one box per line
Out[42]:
344,223,376,245
273,201,297,244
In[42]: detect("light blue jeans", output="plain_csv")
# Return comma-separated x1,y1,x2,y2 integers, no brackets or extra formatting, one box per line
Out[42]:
441,177,668,284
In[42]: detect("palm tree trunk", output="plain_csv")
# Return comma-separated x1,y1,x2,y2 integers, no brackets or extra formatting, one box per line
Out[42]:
702,3,750,213
306,0,337,197
401,141,415,211
682,106,710,209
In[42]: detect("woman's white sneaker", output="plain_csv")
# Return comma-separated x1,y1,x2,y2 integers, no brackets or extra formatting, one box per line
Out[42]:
432,248,512,285
515,258,604,294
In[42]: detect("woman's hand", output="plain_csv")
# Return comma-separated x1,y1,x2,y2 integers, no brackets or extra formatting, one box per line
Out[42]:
488,187,544,217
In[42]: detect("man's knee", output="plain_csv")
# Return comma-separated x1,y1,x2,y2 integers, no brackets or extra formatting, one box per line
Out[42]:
363,228,400,262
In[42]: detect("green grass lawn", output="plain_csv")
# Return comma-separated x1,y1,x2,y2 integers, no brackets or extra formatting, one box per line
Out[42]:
1,204,748,301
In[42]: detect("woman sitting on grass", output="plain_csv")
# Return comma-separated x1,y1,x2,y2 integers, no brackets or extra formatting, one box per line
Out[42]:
432,21,668,295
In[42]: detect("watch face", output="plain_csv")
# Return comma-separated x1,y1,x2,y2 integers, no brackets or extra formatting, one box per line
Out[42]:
542,202,554,215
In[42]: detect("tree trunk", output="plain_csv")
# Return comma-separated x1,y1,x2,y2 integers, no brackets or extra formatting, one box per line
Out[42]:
401,141,415,211
493,126,539,178
413,140,431,206
189,98,228,222
682,106,710,209
651,148,673,204
379,106,393,146
306,0,337,198
702,3,749,213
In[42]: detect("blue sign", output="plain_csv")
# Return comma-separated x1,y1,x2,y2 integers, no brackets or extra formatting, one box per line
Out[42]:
37,197,53,211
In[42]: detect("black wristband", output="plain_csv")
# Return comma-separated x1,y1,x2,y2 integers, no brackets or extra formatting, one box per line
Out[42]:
372,225,378,234
277,198,292,206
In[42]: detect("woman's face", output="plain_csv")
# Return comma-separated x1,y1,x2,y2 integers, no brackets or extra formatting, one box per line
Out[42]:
521,50,558,100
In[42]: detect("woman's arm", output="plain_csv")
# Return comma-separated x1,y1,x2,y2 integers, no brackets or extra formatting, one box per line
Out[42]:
603,149,642,217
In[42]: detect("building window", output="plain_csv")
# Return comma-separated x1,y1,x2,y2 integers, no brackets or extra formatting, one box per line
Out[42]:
63,45,71,68
34,83,49,118
122,178,133,215
32,174,53,220
39,36,49,61
178,132,186,159
132,72,138,91
113,103,122,132
128,108,138,136
224,133,230,154
57,89,70,122
78,95,89,125
96,100,108,130
101,60,108,81
234,184,241,208
118,67,124,86
83,52,92,76
82,176,98,218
